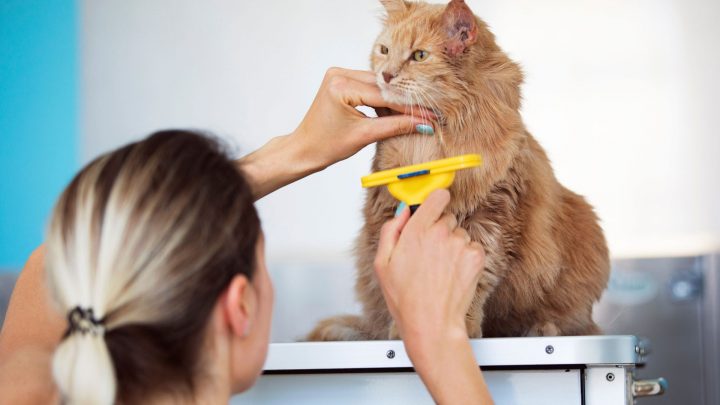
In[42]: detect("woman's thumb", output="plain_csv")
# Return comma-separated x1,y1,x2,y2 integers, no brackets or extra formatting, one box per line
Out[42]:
364,115,432,143
374,206,411,270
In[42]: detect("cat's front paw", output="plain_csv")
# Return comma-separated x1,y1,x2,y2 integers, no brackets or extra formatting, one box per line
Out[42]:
387,321,400,340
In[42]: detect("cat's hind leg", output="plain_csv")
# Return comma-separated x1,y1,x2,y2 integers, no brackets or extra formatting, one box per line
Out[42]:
571,320,602,335
527,317,602,336
525,321,561,337
306,315,368,341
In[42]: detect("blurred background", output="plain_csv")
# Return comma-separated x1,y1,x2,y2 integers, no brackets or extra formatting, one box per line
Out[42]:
1,0,718,404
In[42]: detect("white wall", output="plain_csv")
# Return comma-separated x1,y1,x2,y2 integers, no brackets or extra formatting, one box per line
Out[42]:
81,0,720,263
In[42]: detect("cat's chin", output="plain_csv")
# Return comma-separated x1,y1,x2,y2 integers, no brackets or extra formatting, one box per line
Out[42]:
379,87,408,106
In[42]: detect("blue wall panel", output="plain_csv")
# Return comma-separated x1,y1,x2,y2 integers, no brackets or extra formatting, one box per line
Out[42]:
0,0,78,271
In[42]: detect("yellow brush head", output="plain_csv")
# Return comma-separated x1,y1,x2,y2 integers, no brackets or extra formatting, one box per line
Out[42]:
361,154,482,206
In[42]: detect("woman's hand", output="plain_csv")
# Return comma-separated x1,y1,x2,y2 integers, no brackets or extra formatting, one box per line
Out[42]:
373,189,494,404
373,189,483,346
291,67,434,170
239,67,434,200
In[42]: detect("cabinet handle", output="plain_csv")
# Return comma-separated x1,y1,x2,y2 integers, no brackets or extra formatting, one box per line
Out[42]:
633,378,668,397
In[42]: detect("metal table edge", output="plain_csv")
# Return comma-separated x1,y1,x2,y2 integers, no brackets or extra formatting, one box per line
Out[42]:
262,335,640,371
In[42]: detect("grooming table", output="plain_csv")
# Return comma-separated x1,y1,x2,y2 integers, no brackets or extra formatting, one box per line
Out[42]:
233,335,665,404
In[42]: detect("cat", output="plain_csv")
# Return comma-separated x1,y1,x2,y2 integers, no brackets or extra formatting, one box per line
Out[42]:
308,0,609,340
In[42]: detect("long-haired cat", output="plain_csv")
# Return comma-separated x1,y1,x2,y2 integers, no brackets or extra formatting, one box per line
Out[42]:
309,0,609,340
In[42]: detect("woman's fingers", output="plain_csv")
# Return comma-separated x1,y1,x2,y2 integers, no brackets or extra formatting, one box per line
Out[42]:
326,67,377,84
389,104,437,121
440,213,459,233
361,115,423,143
336,78,437,120
340,80,390,108
409,190,451,230
453,227,471,244
469,242,486,269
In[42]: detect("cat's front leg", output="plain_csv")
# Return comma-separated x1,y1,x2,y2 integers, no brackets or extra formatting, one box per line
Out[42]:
466,287,490,338
388,321,400,340
466,249,505,338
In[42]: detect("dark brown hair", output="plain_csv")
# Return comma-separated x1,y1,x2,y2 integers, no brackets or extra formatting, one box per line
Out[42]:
46,130,260,404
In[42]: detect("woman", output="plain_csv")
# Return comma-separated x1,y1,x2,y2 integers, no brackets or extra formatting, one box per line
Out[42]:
0,68,493,404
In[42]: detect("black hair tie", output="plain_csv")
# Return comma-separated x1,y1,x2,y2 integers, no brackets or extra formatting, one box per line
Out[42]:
65,306,105,337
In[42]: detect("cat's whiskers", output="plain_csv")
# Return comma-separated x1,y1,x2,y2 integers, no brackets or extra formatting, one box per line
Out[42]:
409,86,445,144
414,88,443,127
406,90,438,161
413,91,433,127
388,83,418,131
415,87,442,122
407,89,427,124
428,84,464,133
411,85,441,116
407,91,415,133
391,81,447,140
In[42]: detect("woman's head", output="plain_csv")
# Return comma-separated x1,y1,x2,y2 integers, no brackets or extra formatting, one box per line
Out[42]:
45,130,272,404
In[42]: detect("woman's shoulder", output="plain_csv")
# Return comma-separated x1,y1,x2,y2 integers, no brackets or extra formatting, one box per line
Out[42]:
0,244,64,357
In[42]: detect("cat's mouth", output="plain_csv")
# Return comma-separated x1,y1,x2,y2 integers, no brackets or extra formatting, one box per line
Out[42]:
374,104,443,128
378,85,444,125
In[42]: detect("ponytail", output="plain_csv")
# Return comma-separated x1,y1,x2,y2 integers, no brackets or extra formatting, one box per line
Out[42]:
52,333,116,405
46,152,119,405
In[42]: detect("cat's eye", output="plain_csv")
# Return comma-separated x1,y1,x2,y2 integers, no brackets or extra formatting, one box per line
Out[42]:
412,50,429,62
380,45,389,55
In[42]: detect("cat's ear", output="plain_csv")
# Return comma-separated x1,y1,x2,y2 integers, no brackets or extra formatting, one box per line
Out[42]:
380,0,408,15
441,0,478,57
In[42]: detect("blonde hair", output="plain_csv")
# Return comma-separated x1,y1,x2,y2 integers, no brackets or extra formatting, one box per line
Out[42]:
45,130,260,404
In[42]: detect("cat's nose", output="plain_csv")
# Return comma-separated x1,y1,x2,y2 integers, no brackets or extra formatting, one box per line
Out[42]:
382,71,396,83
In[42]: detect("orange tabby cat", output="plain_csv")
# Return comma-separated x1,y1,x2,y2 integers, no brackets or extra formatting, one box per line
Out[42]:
309,0,609,340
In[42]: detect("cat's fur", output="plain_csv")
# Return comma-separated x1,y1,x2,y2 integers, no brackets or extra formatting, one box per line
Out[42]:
308,0,609,340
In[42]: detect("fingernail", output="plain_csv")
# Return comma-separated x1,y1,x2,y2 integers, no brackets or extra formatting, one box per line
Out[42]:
394,201,407,217
415,124,434,135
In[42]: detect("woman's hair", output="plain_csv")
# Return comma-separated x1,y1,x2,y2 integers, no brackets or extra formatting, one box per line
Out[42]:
45,130,261,404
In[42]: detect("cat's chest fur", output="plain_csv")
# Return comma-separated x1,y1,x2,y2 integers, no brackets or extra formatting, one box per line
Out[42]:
374,133,445,172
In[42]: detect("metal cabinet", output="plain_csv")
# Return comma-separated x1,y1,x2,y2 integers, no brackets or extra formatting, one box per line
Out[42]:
233,336,660,404
594,254,719,405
